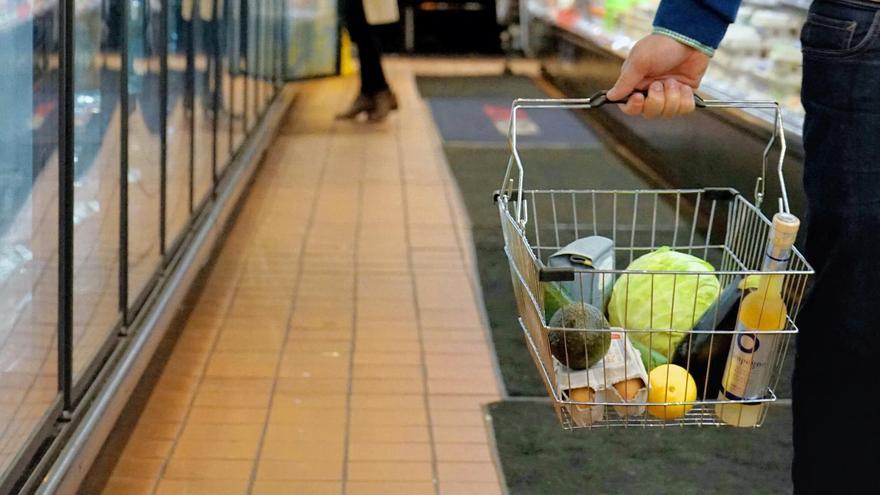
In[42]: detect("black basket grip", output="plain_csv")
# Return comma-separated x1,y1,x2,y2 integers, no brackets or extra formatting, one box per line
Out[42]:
539,266,575,282
702,187,740,201
494,189,522,204
589,90,707,109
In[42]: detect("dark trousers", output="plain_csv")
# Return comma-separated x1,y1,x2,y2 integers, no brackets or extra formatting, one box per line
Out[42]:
796,0,880,492
342,0,389,95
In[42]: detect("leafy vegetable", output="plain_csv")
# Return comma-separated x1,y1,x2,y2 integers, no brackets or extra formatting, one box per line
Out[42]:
608,247,720,368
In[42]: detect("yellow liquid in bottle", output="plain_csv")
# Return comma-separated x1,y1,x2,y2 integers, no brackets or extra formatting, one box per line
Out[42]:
715,276,787,427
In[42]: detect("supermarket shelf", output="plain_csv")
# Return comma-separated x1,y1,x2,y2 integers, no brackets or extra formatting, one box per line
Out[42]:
780,0,810,12
526,1,804,137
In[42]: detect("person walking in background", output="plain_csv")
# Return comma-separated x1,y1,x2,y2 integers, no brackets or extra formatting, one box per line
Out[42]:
606,0,879,492
336,0,399,122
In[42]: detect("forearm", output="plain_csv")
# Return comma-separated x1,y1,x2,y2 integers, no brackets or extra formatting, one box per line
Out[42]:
652,0,742,56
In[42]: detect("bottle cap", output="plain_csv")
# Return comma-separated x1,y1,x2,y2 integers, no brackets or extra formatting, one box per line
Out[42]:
771,212,800,250
773,212,800,234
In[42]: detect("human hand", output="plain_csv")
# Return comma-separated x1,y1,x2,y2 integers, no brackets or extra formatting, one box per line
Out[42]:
607,34,711,118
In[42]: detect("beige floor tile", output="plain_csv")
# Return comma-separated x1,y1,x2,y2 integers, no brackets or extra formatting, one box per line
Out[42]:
349,409,428,427
353,339,421,353
192,389,272,408
204,352,279,378
421,329,490,343
428,378,499,395
259,424,346,451
429,395,499,410
348,425,431,444
346,461,433,482
171,438,259,460
251,480,342,495
345,481,436,495
439,482,504,495
434,443,494,463
163,458,254,480
154,478,249,495
278,353,350,379
347,442,433,462
275,377,349,395
121,439,175,460
255,459,343,481
177,423,263,443
198,376,275,394
349,394,427,410
437,462,500,482
431,426,491,444
353,351,422,367
430,410,487,426
214,330,284,352
259,439,345,462
287,328,353,342
351,377,424,394
269,392,348,411
187,407,267,424
264,407,347,425
100,477,157,495
351,365,421,381
425,341,494,355
129,421,183,442
110,457,165,479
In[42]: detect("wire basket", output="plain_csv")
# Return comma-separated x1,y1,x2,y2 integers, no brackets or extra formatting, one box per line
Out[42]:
496,93,814,429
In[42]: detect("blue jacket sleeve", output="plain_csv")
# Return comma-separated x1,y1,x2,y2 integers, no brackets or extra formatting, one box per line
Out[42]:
652,0,742,56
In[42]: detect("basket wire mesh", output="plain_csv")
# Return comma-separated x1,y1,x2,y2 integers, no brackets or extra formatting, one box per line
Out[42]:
497,94,814,429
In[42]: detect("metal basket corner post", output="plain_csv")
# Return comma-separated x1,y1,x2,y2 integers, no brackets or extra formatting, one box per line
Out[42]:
497,92,814,429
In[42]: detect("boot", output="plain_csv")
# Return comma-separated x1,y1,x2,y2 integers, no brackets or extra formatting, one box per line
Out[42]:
367,89,398,122
336,93,375,120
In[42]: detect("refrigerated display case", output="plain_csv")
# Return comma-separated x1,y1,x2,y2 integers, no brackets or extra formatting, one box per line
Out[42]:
0,0,299,490
524,0,809,219
527,0,808,134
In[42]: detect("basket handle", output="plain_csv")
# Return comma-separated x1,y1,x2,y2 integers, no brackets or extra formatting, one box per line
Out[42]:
499,90,789,226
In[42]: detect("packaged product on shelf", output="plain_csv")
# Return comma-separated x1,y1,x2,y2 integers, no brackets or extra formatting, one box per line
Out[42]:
749,9,802,39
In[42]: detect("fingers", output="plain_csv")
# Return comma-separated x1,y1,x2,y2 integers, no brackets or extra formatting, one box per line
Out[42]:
680,84,696,114
608,57,646,102
619,91,645,116
661,80,682,118
622,79,696,119
643,81,665,118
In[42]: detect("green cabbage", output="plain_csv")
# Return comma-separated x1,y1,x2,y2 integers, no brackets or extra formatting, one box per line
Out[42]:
608,247,720,369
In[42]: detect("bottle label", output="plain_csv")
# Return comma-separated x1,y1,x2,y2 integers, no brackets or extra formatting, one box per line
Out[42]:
720,321,778,403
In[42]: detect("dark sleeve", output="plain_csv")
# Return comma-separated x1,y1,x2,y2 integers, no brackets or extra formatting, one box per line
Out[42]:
652,0,743,56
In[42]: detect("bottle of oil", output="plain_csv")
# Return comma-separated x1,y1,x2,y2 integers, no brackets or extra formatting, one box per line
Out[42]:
715,212,800,426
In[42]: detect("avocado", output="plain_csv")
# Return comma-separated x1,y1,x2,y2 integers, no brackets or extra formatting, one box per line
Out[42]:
543,282,574,322
548,303,612,370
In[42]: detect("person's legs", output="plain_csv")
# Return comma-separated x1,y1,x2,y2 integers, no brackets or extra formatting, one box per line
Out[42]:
337,0,396,120
796,0,880,492
342,0,389,96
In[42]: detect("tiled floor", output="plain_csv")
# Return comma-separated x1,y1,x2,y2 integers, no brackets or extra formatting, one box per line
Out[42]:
86,58,517,495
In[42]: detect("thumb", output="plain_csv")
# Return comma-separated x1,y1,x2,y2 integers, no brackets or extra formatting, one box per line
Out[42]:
607,58,646,101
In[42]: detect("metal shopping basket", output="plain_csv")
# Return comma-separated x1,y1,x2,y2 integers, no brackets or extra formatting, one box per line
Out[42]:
496,92,814,429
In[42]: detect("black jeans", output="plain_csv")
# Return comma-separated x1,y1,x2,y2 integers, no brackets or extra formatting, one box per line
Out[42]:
341,0,389,96
796,0,880,492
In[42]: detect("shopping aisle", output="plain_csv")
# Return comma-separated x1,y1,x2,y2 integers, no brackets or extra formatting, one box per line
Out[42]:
84,61,507,495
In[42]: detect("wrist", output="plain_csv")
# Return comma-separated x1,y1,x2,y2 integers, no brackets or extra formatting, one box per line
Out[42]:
652,27,716,57
653,0,736,57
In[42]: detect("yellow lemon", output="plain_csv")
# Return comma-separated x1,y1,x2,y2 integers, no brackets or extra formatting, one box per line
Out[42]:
646,364,697,420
